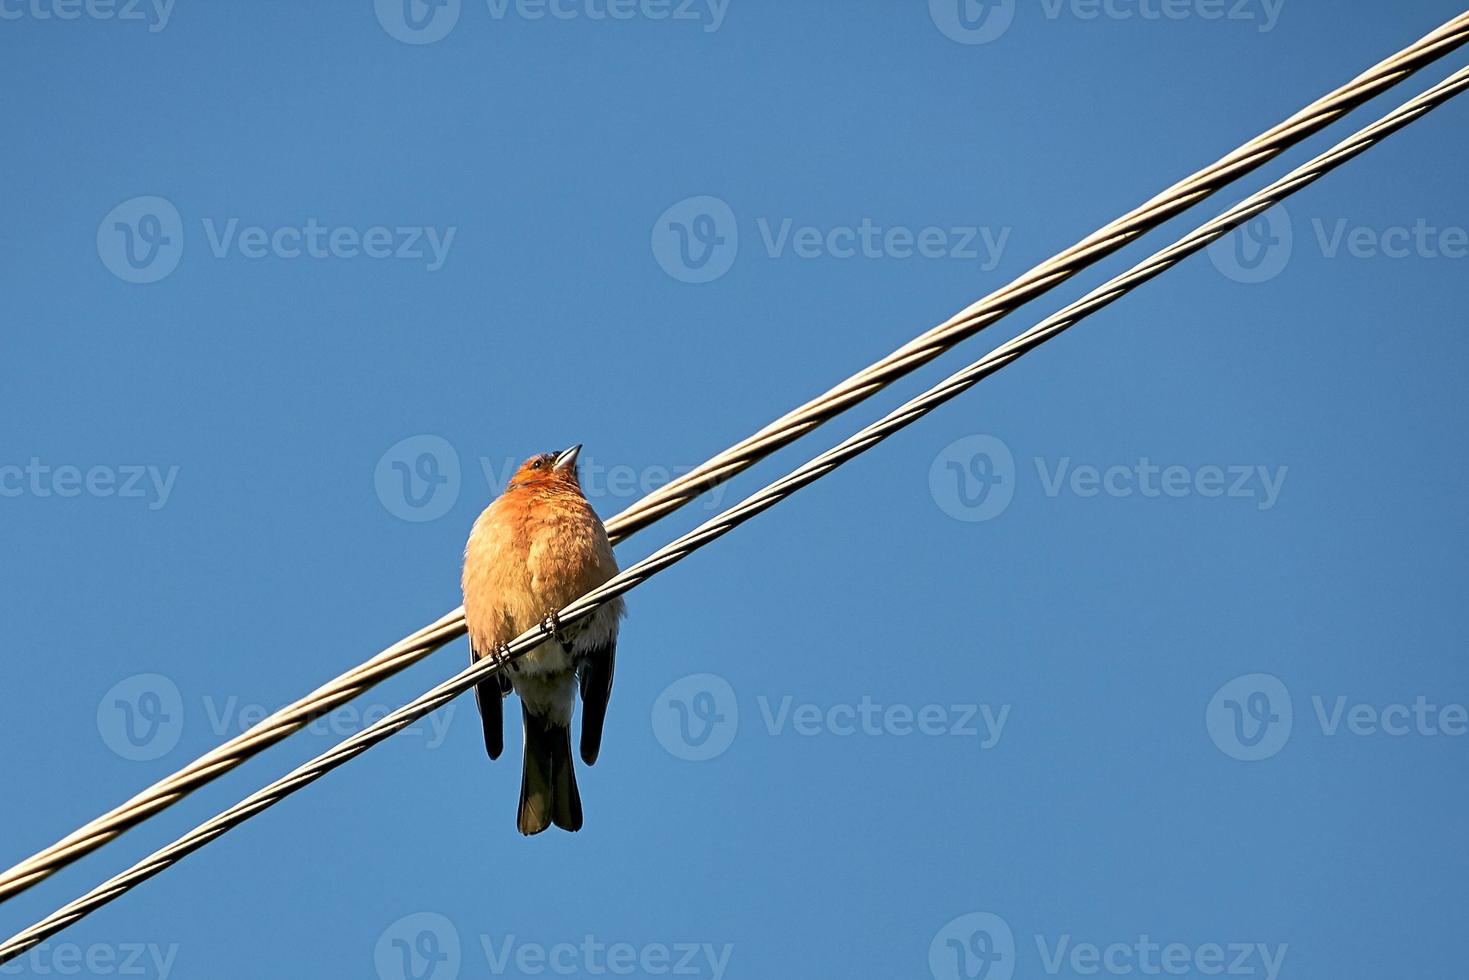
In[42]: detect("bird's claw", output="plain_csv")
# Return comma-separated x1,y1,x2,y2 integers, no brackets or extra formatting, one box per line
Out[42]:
490,641,517,674
540,610,563,639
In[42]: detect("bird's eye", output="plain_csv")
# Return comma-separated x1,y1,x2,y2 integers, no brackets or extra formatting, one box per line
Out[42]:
531,459,543,470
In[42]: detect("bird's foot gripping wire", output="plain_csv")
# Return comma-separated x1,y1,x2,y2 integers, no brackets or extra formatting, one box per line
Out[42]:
539,610,564,641
490,641,518,676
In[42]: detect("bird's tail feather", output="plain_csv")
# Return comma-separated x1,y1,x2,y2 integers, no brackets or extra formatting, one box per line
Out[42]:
518,704,583,835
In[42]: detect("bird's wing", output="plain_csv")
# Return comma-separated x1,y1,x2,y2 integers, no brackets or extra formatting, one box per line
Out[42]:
470,643,512,761
576,637,616,766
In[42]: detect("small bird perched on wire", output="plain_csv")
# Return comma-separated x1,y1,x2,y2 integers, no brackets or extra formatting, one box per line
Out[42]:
462,445,624,835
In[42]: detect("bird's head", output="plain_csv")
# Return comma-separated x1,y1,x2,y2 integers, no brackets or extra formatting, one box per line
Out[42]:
506,444,584,493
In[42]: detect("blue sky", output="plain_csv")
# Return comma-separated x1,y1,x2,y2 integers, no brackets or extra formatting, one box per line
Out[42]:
2,1,1468,978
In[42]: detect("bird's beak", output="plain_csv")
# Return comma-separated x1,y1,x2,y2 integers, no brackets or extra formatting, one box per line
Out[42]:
554,444,582,471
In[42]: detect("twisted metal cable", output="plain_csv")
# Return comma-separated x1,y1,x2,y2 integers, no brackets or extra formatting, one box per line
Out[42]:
606,9,1469,540
2,11,1466,910
5,61,1467,963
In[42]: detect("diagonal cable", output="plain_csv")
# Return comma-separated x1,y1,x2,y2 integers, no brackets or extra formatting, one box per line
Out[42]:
4,59,1466,963
1,9,1466,907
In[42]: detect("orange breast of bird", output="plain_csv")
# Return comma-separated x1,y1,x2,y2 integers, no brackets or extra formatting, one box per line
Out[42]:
462,483,621,666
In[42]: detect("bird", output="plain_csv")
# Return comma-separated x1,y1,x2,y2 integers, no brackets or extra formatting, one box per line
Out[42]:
461,445,624,835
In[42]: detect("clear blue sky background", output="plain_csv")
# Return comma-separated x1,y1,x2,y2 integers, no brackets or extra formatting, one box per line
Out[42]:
3,2,1467,978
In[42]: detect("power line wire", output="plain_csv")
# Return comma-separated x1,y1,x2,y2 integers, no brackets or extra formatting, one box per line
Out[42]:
4,59,1466,964
1,8,1466,909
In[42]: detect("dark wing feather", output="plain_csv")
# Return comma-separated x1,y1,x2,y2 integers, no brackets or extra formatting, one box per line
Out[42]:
470,644,511,761
576,638,616,766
